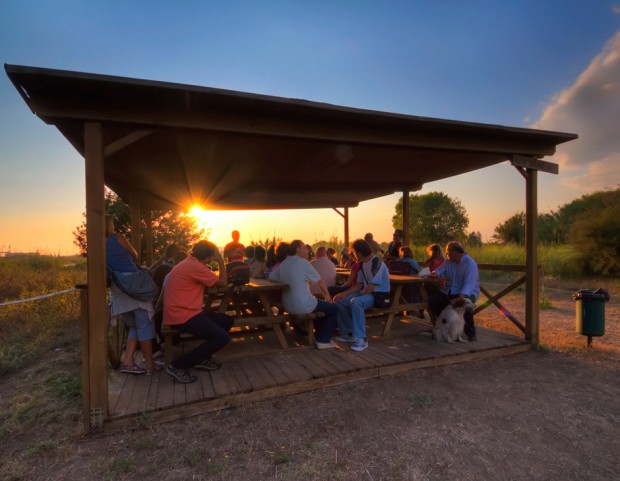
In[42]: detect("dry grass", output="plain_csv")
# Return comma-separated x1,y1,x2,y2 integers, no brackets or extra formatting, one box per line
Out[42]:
1,271,619,480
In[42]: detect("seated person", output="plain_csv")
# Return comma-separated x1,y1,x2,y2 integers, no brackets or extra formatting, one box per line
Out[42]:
163,240,234,384
424,243,445,272
269,240,338,349
243,245,255,265
310,246,337,296
326,247,339,266
249,245,266,279
397,246,421,274
383,229,404,262
333,238,390,352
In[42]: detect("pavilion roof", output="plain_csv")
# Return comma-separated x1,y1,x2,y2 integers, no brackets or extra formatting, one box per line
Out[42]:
5,64,577,210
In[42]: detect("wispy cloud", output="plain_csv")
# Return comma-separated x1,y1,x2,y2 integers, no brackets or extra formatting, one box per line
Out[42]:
533,30,620,190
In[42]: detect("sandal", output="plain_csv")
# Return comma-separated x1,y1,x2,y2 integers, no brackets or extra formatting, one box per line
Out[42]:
120,364,146,375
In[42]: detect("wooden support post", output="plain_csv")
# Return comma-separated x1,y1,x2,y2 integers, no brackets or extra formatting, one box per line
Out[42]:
84,122,108,433
130,192,142,265
145,206,153,266
77,284,90,433
402,191,410,245
344,207,349,248
525,168,539,343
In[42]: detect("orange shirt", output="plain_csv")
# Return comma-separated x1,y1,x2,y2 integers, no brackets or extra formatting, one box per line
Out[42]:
163,255,219,325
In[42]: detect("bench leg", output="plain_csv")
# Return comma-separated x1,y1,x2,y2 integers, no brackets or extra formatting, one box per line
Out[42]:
305,320,315,346
272,323,289,349
163,333,174,366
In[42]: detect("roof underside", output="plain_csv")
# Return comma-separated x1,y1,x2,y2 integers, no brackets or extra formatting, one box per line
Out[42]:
5,64,578,210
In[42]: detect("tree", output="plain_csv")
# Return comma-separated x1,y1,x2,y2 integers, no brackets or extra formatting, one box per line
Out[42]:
568,189,620,276
492,212,525,244
392,192,469,246
73,190,207,260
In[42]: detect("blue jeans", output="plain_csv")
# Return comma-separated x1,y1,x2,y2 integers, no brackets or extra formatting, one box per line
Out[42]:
170,311,234,369
312,299,339,343
336,292,374,339
122,308,155,342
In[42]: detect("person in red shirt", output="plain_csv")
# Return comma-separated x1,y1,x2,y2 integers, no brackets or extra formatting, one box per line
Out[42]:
223,230,245,263
163,240,233,384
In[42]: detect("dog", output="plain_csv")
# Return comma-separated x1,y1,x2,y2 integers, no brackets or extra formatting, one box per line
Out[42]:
433,297,474,343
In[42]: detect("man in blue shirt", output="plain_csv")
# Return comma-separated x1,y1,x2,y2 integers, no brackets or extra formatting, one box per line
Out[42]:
429,241,479,341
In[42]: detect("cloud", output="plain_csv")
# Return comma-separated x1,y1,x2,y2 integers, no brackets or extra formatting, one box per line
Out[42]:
533,30,620,190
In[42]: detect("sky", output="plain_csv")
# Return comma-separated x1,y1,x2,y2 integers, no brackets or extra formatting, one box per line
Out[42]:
1,1,619,254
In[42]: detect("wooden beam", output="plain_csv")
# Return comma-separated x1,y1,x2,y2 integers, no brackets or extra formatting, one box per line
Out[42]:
27,97,560,157
84,122,108,432
103,130,152,157
525,168,539,343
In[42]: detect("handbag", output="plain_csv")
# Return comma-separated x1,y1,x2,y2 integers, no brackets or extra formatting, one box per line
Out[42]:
109,268,158,301
373,292,391,309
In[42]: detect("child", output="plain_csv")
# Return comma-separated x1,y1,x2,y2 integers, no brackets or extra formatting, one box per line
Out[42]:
424,244,444,272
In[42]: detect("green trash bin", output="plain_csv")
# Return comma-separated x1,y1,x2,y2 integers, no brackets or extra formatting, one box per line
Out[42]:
573,288,610,346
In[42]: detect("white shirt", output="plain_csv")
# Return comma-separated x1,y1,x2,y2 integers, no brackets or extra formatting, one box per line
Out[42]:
310,256,337,294
269,255,320,314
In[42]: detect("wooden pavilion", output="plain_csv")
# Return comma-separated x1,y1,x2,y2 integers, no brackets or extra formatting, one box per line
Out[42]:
5,64,577,433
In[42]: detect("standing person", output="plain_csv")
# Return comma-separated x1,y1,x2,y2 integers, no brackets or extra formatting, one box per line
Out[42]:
163,240,234,383
105,215,159,375
383,229,404,262
269,240,339,349
364,233,383,256
224,230,245,263
310,246,337,295
429,241,479,341
333,238,390,352
424,244,445,272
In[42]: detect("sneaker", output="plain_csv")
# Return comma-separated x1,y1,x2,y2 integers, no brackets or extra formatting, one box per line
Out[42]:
152,350,164,360
351,337,368,352
194,358,222,371
315,340,337,350
166,365,197,384
335,334,354,343
120,364,146,375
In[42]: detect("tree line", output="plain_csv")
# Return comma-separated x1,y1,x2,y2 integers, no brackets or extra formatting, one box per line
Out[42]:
392,188,619,276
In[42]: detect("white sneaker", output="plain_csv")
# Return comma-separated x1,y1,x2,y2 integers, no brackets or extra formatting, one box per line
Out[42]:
316,340,337,350
335,334,354,343
351,337,368,352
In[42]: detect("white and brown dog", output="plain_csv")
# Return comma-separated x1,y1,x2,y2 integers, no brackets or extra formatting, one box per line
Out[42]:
433,297,474,343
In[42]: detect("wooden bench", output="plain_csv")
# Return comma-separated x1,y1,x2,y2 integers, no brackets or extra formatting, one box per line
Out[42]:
161,311,326,365
367,302,430,336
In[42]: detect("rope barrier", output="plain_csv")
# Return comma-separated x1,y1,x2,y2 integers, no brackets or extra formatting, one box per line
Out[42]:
0,288,77,307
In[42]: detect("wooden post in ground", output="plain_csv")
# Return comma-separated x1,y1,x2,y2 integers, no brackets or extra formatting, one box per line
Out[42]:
77,284,90,432
145,206,153,266
84,122,108,433
130,191,142,265
525,168,539,343
402,191,410,245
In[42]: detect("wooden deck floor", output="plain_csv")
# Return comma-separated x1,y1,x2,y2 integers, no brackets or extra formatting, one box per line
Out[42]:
106,317,529,432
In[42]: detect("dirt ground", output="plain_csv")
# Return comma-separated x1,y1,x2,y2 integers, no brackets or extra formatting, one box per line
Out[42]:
1,281,619,481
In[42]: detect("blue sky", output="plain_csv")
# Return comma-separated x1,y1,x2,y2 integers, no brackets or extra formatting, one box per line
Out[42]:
1,1,619,253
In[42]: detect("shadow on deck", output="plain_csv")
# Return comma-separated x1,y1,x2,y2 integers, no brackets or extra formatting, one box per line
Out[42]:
106,317,530,433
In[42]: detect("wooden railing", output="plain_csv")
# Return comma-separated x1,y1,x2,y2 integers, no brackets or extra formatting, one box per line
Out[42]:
476,264,543,340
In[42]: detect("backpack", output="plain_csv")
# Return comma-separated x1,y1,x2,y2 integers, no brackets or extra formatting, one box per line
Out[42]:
388,259,413,275
225,261,250,287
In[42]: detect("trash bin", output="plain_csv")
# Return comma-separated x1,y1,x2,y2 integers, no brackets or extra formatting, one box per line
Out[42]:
573,289,610,346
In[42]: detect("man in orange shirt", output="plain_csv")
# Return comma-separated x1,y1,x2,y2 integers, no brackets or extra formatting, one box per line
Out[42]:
163,240,233,383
